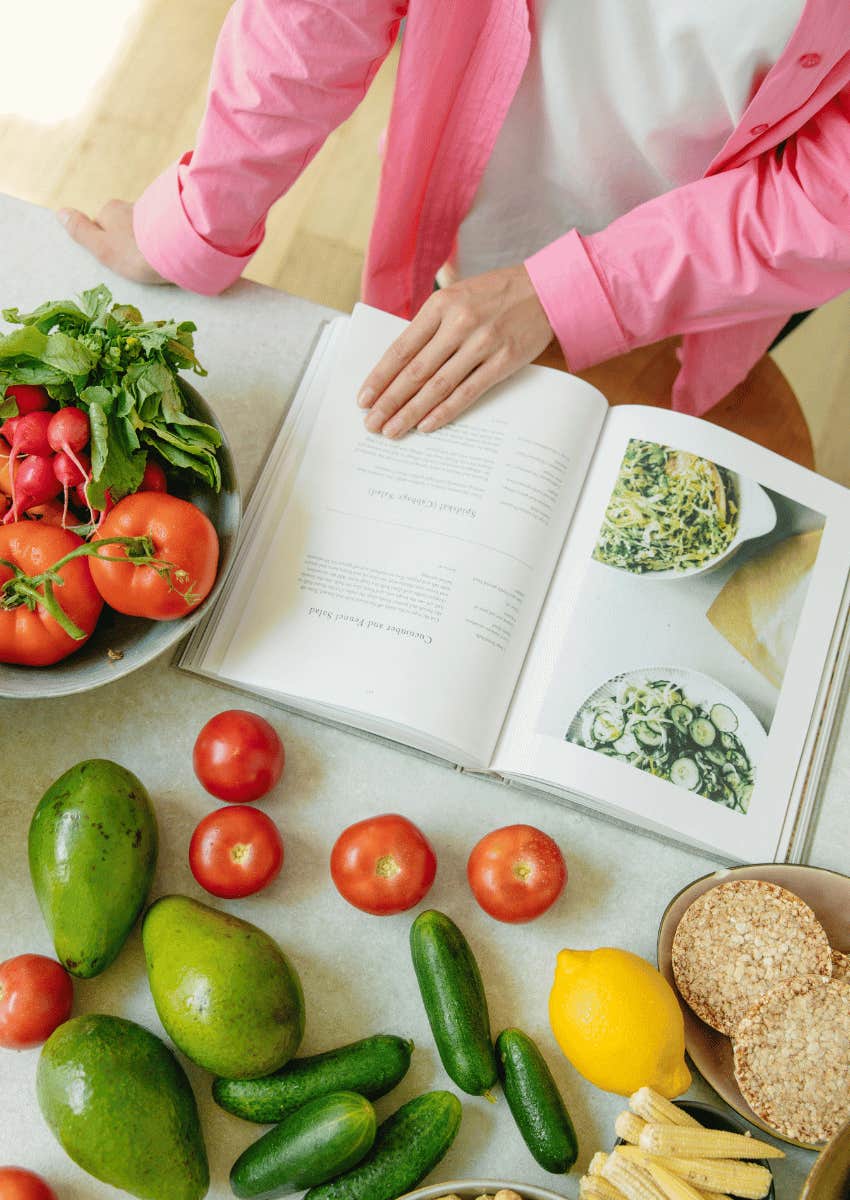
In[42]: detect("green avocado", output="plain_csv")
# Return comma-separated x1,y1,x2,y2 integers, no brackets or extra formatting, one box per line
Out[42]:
37,1013,209,1200
28,759,158,978
143,895,306,1079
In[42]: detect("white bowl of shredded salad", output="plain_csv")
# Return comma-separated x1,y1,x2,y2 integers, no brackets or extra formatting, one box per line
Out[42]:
593,440,777,581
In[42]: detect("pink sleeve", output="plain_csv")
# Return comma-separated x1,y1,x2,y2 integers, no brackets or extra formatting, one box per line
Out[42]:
524,88,850,372
134,0,405,295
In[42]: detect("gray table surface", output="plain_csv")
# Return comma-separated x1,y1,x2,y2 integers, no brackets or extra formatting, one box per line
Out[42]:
1,195,847,1200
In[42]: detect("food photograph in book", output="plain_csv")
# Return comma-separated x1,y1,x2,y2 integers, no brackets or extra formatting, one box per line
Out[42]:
539,437,826,814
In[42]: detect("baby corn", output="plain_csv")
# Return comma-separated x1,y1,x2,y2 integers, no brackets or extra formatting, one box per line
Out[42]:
580,1176,629,1200
640,1124,785,1161
644,1159,713,1200
603,1151,669,1200
629,1087,702,1128
618,1147,772,1200
616,1111,648,1145
589,1152,611,1176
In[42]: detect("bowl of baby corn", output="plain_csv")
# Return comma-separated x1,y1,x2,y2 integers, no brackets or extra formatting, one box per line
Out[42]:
580,1087,779,1200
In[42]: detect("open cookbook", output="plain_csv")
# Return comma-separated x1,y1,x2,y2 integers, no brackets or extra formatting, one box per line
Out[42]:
181,304,850,862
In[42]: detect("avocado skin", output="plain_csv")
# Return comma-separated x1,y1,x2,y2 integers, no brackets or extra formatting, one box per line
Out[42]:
143,895,306,1079
37,1013,209,1200
28,759,158,978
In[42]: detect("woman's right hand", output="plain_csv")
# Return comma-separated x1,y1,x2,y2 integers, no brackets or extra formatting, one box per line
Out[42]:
58,199,168,285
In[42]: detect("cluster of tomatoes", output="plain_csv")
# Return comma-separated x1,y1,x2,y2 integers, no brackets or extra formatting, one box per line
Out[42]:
0,385,220,668
188,711,569,925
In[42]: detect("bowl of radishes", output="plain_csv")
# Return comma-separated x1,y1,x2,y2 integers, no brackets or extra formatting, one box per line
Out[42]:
0,285,240,698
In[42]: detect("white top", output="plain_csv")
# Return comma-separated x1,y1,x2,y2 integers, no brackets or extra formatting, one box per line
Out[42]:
455,0,801,277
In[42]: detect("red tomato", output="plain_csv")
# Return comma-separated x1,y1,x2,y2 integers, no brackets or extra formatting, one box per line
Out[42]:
88,492,219,619
139,460,168,492
0,1169,58,1200
193,710,285,803
467,824,566,923
0,955,73,1050
330,814,437,916
0,524,103,666
189,806,284,899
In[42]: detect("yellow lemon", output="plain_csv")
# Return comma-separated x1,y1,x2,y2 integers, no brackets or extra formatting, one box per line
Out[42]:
549,946,691,1098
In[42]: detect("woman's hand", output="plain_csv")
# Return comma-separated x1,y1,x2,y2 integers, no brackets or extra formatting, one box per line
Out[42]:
58,200,168,285
358,265,555,436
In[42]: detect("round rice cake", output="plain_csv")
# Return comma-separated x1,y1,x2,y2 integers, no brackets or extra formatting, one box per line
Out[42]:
671,879,832,1035
733,974,850,1143
830,949,850,980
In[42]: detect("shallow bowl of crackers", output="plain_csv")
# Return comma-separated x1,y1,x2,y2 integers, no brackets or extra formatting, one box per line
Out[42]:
657,863,850,1149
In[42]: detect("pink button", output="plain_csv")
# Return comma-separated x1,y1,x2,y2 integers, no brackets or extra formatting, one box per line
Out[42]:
750,123,769,135
799,52,821,68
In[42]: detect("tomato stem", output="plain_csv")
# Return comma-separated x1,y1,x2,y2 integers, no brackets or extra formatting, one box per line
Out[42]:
0,536,199,640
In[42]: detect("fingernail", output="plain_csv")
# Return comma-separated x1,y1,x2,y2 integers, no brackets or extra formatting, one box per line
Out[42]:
383,420,403,438
357,387,375,408
364,411,384,432
418,417,437,433
56,208,72,227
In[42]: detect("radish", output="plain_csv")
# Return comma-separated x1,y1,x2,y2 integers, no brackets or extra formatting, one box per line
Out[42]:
48,408,92,523
140,460,168,493
4,454,61,522
4,384,50,415
54,450,91,527
2,410,54,518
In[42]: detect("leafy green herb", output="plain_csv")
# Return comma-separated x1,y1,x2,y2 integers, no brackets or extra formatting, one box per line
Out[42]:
0,284,221,506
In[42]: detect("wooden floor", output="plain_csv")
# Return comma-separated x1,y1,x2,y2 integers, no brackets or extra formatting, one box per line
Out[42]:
1,0,847,482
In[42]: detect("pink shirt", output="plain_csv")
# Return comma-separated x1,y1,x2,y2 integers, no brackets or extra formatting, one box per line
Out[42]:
134,0,850,416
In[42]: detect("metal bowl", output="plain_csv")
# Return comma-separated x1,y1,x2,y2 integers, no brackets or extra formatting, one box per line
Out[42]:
0,380,241,698
400,1183,569,1200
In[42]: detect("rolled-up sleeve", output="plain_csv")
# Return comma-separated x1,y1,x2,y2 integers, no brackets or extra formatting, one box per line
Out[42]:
134,0,405,294
524,87,850,373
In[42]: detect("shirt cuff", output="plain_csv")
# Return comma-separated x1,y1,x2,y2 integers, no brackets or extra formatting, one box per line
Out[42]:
525,228,628,371
133,154,258,296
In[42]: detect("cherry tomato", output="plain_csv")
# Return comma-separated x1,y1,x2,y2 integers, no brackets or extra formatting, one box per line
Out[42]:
193,710,285,803
0,955,73,1050
88,492,219,619
466,824,566,923
0,524,103,666
0,1169,58,1200
189,806,284,899
330,814,437,916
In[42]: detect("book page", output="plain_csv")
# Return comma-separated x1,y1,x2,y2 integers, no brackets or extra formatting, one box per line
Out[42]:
494,406,850,859
208,305,607,766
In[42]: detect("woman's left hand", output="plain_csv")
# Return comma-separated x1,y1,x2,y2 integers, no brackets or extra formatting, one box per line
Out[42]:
357,265,556,436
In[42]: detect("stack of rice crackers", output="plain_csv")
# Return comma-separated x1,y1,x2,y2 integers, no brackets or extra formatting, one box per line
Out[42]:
671,879,850,1144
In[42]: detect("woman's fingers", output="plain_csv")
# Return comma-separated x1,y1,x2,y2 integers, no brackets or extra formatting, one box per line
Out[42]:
357,302,442,411
417,354,513,433
358,265,554,436
380,340,492,437
58,199,168,285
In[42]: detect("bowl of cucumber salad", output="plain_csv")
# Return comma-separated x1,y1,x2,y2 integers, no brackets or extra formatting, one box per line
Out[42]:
567,668,767,813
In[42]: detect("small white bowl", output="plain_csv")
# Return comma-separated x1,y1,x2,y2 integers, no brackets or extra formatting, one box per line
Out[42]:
599,469,777,582
400,1183,569,1200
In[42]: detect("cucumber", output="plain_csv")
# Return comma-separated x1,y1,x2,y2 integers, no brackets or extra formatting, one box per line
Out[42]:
670,704,694,731
495,1028,578,1174
690,717,717,747
410,910,497,1096
709,703,738,733
304,1090,462,1200
670,757,700,791
213,1034,413,1124
230,1092,376,1199
634,721,665,748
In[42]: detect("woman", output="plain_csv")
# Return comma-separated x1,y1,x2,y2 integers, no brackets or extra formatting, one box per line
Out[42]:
61,1,850,438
